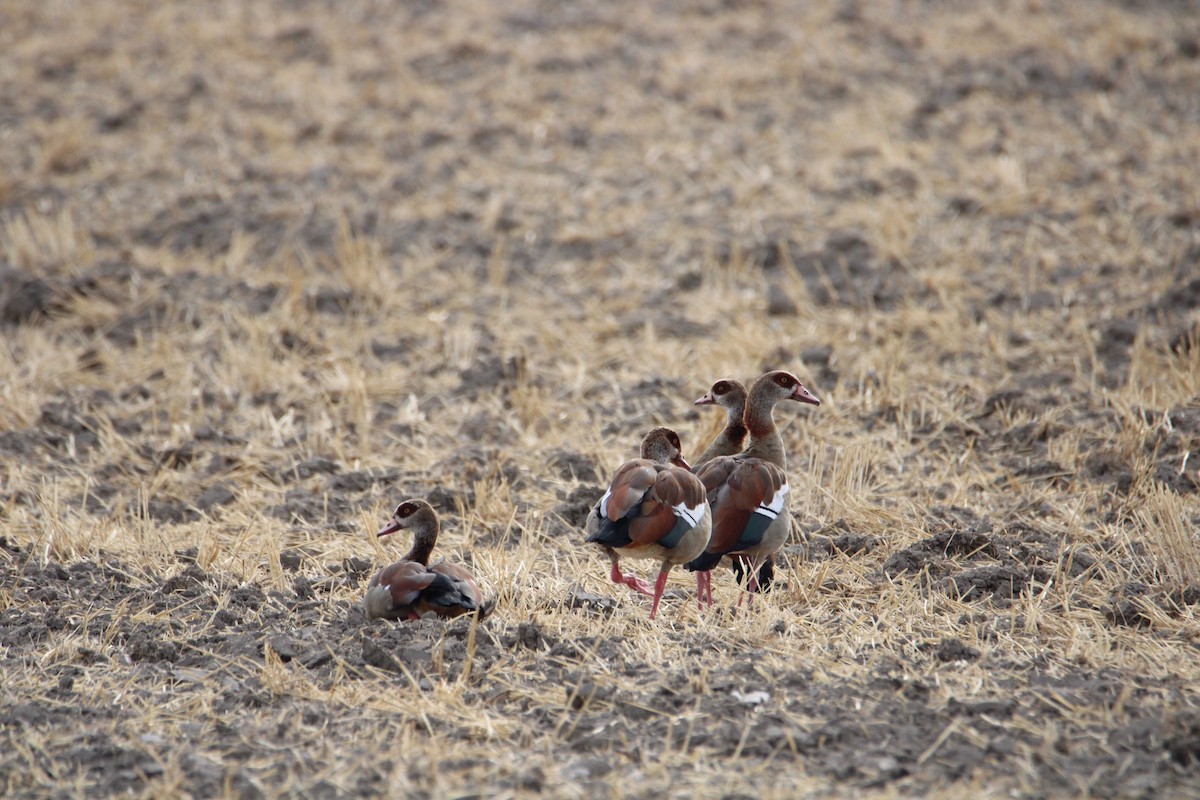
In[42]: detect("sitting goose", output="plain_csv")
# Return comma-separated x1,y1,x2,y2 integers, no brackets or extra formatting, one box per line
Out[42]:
364,499,490,621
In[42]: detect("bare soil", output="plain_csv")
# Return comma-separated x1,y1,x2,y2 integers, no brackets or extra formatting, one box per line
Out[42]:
2,0,1200,797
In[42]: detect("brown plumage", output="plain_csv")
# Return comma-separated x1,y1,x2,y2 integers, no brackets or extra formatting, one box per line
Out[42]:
585,427,712,620
363,499,490,621
686,370,820,606
701,458,789,555
695,377,775,593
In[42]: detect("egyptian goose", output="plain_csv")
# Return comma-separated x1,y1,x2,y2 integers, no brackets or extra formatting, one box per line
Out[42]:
364,499,489,621
685,371,819,605
695,377,775,594
693,379,748,466
585,427,712,620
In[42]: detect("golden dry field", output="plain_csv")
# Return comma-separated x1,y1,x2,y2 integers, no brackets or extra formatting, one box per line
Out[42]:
2,0,1200,797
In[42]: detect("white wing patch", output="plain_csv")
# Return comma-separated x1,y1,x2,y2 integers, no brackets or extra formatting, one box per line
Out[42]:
597,488,613,519
755,482,789,520
673,499,705,528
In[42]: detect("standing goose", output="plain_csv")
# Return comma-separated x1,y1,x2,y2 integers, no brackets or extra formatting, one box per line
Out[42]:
694,377,774,594
364,499,490,621
585,427,712,620
693,379,748,466
685,371,819,606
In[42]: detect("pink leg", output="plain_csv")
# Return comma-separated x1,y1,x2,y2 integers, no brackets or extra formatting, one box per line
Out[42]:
648,570,670,620
734,557,762,607
610,559,655,595
696,572,706,610
746,558,760,606
697,570,713,608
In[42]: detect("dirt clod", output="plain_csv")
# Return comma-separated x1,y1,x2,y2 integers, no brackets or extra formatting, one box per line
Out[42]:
934,638,981,663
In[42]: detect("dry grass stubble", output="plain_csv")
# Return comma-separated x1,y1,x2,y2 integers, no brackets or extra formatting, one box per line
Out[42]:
2,0,1200,797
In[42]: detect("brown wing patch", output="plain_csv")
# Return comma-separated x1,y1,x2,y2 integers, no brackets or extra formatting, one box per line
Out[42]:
626,499,677,545
605,459,658,521
623,467,706,546
697,457,738,496
650,467,706,508
707,501,753,553
724,460,785,510
704,458,786,554
374,561,438,606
